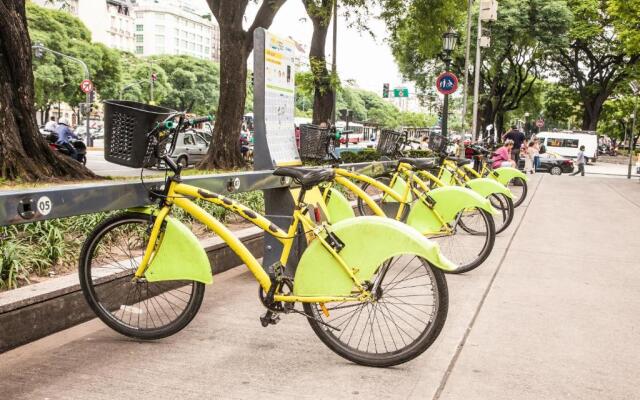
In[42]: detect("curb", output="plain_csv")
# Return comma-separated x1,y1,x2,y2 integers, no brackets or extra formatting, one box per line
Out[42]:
0,227,264,353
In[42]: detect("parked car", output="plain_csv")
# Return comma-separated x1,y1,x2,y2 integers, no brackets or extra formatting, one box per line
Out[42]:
195,129,211,145
518,152,574,175
169,130,209,167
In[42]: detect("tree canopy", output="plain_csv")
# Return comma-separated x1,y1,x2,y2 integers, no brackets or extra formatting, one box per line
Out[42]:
27,3,121,122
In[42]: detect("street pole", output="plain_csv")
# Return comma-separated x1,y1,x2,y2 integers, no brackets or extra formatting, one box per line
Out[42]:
149,65,154,104
470,8,482,140
628,98,638,179
443,58,451,138
331,0,337,126
461,0,473,134
629,81,639,179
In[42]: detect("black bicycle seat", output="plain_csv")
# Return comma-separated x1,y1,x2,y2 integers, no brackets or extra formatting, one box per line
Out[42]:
447,156,472,166
398,157,436,170
273,167,335,188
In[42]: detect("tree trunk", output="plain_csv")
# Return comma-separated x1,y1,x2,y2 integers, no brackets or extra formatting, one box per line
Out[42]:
197,27,246,169
308,18,333,125
581,95,606,131
0,1,96,181
200,0,286,170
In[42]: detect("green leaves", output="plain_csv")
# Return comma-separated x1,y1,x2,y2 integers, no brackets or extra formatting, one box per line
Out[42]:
608,0,640,55
28,3,122,111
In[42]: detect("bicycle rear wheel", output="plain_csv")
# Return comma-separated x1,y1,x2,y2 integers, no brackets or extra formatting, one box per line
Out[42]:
506,177,528,208
79,212,205,340
303,255,448,367
487,193,514,234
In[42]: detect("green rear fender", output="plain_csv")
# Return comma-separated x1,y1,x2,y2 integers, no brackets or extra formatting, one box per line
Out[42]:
293,217,456,297
490,167,528,186
323,187,355,224
466,177,513,199
405,186,493,234
130,207,213,284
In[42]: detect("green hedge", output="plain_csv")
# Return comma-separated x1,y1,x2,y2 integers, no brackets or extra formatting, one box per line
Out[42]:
339,149,433,163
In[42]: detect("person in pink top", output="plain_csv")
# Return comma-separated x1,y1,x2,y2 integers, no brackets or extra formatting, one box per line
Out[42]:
492,139,516,168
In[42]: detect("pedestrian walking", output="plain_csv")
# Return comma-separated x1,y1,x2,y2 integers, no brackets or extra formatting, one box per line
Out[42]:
571,145,586,176
502,125,526,164
524,141,537,174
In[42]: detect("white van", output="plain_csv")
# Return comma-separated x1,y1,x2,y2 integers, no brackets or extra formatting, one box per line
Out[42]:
536,131,598,162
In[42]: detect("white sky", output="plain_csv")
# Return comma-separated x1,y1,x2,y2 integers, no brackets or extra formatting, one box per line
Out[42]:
191,0,408,93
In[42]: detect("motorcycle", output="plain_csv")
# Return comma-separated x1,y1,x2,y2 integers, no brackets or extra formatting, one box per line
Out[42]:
45,132,87,165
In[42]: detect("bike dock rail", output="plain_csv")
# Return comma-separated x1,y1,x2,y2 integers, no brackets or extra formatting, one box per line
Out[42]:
0,161,392,352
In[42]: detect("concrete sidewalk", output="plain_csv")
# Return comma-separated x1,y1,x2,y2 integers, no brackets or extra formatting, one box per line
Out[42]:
1,175,639,400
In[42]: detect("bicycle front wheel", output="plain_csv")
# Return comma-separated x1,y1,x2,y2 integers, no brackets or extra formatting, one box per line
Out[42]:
303,255,448,367
432,207,495,274
78,212,205,340
487,193,514,234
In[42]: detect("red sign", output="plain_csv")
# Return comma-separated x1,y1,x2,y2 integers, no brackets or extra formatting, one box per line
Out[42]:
436,72,459,95
80,79,93,94
536,119,545,128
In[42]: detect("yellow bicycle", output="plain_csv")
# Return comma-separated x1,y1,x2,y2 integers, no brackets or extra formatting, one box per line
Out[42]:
79,104,455,367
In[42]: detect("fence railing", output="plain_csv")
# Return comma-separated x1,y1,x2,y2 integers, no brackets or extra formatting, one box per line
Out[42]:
0,161,391,227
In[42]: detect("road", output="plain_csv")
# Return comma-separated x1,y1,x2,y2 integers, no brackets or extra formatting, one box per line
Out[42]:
1,175,639,399
86,149,162,178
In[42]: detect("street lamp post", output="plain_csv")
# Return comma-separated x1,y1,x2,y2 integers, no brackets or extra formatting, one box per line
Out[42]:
628,81,639,179
441,29,459,138
524,112,530,136
32,43,93,147
119,80,149,99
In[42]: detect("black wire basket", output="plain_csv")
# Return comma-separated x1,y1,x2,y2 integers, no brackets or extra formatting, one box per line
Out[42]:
429,134,448,155
299,124,331,161
103,100,175,168
376,130,404,156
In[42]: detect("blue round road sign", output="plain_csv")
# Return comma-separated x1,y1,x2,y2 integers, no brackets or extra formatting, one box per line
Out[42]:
436,72,459,95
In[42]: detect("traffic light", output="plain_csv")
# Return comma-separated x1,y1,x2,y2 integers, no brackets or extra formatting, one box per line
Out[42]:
151,72,157,82
382,83,389,98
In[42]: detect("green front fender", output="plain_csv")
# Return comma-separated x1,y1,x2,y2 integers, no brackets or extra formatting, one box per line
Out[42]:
293,217,456,297
130,207,213,284
382,175,413,203
323,187,355,224
465,178,513,199
490,167,529,186
405,186,494,234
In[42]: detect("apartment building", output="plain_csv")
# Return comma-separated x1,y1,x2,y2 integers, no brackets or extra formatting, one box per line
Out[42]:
133,0,220,61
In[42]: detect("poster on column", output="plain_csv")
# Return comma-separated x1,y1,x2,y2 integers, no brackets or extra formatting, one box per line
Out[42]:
263,31,301,166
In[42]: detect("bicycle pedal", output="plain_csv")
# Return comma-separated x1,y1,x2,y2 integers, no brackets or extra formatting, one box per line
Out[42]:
259,311,280,327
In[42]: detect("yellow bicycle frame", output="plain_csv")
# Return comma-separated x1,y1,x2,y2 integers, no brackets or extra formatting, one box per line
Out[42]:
133,179,368,304
331,164,451,233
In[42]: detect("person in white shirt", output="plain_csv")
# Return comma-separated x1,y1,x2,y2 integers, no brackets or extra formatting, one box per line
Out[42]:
44,116,57,133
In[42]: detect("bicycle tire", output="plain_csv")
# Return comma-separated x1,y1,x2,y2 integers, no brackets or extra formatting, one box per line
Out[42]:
79,212,205,340
303,255,448,367
487,193,514,234
506,177,528,208
438,207,496,274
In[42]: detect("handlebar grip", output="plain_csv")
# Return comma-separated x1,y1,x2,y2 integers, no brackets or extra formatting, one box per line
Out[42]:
187,115,214,126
